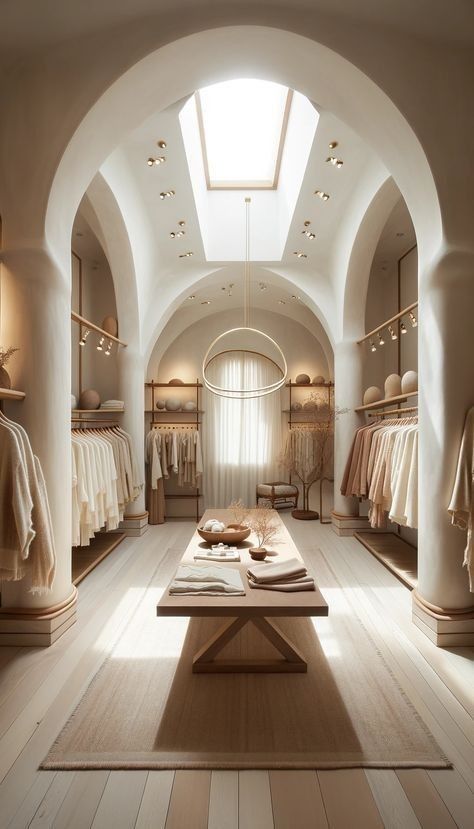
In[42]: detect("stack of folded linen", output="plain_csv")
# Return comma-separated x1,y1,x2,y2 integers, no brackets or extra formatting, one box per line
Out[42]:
247,557,315,592
100,400,125,410
169,564,245,596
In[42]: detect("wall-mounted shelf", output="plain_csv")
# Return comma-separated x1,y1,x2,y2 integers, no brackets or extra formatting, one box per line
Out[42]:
71,311,128,347
145,409,204,414
285,382,334,388
355,391,418,412
0,387,25,401
72,408,125,414
145,382,203,388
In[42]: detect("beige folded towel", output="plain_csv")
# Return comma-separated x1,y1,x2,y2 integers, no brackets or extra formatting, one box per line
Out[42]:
247,557,307,584
169,564,245,596
248,578,315,592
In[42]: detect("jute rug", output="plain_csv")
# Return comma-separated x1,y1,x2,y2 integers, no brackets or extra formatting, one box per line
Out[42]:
42,548,450,770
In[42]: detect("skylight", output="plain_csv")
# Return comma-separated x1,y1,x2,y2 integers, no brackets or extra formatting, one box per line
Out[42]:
196,79,292,189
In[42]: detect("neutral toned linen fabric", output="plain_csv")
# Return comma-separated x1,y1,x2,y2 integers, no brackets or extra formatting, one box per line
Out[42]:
247,557,308,583
169,563,245,596
448,407,474,590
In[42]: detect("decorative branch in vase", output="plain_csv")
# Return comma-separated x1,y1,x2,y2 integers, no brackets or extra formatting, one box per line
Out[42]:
0,346,19,389
247,504,280,560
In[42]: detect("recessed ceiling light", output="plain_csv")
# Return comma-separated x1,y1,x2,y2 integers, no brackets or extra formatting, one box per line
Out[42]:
326,156,343,168
170,232,176,238
302,231,316,239
147,156,165,166
178,220,186,227
188,295,195,300
328,140,338,149
278,299,286,305
293,251,307,259
396,231,405,237
159,190,175,199
291,294,302,300
259,282,267,290
75,231,84,236
304,220,311,227
157,140,167,149
314,190,330,201
201,300,211,305
179,251,194,258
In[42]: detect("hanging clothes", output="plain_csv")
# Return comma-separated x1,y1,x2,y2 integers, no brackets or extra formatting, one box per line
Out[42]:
281,425,334,485
0,411,56,593
71,425,142,546
448,407,474,591
145,427,203,524
341,417,418,529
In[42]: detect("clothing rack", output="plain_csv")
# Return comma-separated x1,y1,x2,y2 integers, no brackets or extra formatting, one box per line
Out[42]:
71,419,119,428
151,423,199,429
368,406,418,418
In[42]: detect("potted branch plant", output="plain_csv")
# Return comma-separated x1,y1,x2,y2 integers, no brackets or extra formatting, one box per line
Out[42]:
247,503,280,560
0,346,19,390
228,498,249,529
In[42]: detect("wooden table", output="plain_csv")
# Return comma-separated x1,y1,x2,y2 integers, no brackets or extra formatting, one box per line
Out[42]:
157,509,328,674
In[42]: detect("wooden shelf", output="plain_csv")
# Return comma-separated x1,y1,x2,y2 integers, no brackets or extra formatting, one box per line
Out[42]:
71,311,128,347
146,382,203,388
72,408,125,414
0,387,25,401
355,391,418,412
145,409,204,414
285,382,334,388
355,531,417,590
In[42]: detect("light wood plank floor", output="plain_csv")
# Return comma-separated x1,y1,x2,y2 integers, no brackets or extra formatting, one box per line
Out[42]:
0,518,472,828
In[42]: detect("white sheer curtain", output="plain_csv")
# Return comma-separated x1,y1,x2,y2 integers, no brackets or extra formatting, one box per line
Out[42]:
203,351,282,508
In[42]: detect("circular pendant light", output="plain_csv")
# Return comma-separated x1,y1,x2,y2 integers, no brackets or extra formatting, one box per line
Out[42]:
202,199,287,398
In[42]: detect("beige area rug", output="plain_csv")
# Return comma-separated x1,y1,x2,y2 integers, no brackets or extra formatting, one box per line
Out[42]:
42,548,450,770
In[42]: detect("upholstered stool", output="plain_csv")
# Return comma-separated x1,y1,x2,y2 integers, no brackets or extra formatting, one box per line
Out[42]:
256,481,299,510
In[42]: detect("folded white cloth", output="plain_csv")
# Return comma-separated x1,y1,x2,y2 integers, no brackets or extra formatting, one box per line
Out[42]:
194,552,241,562
247,557,307,584
248,577,315,592
169,564,245,596
100,400,125,409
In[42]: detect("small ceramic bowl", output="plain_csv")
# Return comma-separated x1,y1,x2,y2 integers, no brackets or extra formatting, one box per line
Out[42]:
249,548,267,561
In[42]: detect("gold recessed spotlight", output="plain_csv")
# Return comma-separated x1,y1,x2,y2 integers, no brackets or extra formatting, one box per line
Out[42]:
278,299,286,305
96,336,105,352
201,300,211,305
302,230,316,239
409,311,417,328
178,220,186,227
157,140,167,149
400,321,407,334
326,156,343,168
159,190,175,199
314,190,330,200
79,328,90,347
370,339,377,352
147,156,165,166
259,282,267,291
328,140,338,149
388,325,397,341
188,295,195,300
378,332,385,346
105,340,113,357
170,229,185,238
293,251,307,258
179,251,193,258
304,220,311,227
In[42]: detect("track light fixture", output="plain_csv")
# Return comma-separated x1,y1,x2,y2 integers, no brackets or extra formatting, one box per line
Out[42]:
388,325,397,341
178,251,193,258
326,156,343,168
370,340,377,352
409,312,417,327
400,321,407,334
314,190,330,200
293,251,307,258
302,230,316,239
378,332,385,346
105,341,112,357
147,156,165,166
159,190,175,199
79,328,90,347
96,336,105,351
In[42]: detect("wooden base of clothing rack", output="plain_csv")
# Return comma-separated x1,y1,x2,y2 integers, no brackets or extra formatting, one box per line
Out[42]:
72,532,126,585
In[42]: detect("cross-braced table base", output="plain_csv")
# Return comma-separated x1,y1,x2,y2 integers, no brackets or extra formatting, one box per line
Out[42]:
192,616,307,673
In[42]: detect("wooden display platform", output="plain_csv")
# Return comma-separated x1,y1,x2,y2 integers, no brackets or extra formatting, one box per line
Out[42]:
157,509,328,673
72,532,126,585
354,531,418,590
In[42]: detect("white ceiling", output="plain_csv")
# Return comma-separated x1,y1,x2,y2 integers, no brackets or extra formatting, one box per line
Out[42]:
1,0,472,65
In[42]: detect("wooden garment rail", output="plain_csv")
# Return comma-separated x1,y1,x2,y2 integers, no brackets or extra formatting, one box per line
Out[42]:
368,406,418,418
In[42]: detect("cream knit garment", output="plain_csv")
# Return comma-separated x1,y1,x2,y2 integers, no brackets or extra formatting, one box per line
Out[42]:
448,407,474,591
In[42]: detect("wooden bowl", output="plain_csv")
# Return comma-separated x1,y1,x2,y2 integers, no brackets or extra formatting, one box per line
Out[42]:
197,524,251,545
249,547,267,561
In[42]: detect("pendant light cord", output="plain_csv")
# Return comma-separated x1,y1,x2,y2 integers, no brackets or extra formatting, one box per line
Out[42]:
244,197,251,329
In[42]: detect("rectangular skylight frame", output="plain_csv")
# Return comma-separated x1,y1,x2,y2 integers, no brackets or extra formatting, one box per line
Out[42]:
195,88,293,191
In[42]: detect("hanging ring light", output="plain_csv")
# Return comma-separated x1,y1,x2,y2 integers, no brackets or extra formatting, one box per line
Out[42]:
202,198,287,398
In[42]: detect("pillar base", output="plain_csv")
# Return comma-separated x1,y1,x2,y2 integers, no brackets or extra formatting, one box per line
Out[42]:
331,511,372,536
119,511,149,537
412,591,474,647
0,587,77,646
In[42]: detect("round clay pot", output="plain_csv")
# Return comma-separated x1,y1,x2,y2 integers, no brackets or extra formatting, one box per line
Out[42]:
291,402,303,411
183,401,197,411
249,547,267,561
401,370,418,394
165,398,181,411
78,389,101,409
156,399,166,410
363,386,382,405
303,400,317,411
169,378,184,385
384,373,402,398
295,373,310,385
101,316,118,337
312,375,325,384
0,366,11,389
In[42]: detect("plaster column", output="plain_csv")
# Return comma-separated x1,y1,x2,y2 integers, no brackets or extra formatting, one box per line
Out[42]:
0,243,76,644
332,339,367,535
118,342,148,535
414,249,474,644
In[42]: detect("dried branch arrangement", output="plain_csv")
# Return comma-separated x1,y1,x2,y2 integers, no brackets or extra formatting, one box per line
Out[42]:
228,499,249,527
0,346,19,368
247,504,280,549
